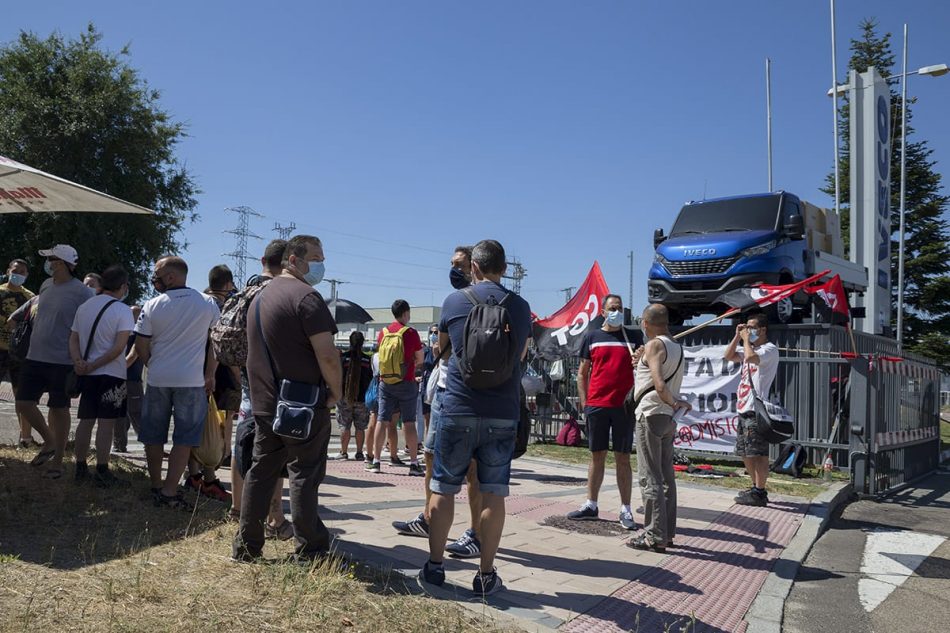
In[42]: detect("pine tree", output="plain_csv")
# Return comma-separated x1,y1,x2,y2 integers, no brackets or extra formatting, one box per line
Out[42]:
821,19,950,368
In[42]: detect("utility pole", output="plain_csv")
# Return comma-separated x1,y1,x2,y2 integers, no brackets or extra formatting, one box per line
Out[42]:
222,206,263,286
560,286,576,303
503,257,527,294
627,250,634,311
273,221,296,240
324,278,345,303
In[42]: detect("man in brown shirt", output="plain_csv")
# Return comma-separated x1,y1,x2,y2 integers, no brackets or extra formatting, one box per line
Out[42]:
233,234,341,562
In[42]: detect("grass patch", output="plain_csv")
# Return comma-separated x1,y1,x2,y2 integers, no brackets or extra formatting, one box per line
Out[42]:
0,447,512,632
524,442,845,500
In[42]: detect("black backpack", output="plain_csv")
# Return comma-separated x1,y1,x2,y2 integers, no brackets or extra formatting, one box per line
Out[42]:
458,287,518,389
771,442,806,478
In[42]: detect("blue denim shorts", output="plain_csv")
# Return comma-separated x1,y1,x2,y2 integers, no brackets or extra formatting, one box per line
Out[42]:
139,385,208,447
378,380,418,424
431,415,517,497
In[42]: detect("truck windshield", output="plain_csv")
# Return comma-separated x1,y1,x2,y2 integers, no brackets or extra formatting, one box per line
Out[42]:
670,197,781,237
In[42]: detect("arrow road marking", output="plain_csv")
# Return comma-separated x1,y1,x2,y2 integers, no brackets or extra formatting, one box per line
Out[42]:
858,528,945,613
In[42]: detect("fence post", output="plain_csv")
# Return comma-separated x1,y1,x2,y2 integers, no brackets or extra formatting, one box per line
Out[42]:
848,357,872,494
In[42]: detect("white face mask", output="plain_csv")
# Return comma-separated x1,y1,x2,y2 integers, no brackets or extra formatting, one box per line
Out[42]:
748,328,760,343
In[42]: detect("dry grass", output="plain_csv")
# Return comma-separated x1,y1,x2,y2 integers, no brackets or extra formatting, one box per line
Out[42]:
0,447,512,633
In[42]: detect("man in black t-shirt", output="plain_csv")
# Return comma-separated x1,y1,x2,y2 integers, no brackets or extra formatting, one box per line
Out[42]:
232,235,342,563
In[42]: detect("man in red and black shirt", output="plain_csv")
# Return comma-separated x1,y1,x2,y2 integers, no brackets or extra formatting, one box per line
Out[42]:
368,299,424,476
568,294,642,530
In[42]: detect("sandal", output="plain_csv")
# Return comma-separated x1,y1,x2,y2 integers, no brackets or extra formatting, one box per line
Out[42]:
228,508,241,521
627,533,666,553
30,447,56,468
265,519,294,541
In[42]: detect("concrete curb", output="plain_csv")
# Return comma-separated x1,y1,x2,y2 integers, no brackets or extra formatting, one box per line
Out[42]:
743,481,853,633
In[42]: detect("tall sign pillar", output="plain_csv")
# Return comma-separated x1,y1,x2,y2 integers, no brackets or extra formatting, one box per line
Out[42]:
849,67,892,335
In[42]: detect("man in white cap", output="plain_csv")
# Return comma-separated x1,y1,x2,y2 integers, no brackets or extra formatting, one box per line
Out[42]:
15,244,94,479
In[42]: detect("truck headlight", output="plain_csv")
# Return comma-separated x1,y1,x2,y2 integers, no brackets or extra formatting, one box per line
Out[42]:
654,253,668,265
739,240,776,258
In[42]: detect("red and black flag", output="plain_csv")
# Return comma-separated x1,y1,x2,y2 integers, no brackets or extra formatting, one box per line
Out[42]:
532,262,610,360
804,274,850,325
715,270,831,312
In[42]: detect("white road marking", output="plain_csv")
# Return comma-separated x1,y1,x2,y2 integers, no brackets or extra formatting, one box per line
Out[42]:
858,528,945,612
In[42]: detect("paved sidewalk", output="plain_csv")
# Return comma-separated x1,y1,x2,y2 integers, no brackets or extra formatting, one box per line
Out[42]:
0,398,808,632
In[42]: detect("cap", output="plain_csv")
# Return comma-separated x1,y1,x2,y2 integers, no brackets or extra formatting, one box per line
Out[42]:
38,244,79,266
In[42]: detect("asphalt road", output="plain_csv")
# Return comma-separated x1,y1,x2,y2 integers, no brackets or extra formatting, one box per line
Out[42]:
784,469,950,633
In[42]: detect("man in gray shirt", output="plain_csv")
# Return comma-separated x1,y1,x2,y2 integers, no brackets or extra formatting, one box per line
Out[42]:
16,244,95,479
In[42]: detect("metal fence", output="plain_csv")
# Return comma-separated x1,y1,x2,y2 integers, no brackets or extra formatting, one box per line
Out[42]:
526,323,942,495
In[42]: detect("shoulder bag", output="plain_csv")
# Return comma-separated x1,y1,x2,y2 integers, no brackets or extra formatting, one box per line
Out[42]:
66,299,120,398
748,367,794,444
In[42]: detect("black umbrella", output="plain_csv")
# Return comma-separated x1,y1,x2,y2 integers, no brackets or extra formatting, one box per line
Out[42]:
328,297,373,325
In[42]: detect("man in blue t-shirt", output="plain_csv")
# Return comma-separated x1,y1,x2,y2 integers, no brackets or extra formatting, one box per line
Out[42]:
420,239,531,598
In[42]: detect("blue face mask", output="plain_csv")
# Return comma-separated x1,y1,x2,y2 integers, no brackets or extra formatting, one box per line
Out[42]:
302,260,325,286
43,260,54,277
8,273,26,287
748,328,760,343
605,310,624,327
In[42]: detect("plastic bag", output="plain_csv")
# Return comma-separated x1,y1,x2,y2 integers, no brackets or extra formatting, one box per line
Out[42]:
192,396,227,469
548,359,566,382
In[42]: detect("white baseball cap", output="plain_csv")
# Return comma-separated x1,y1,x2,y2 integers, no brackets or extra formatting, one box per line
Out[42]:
38,244,79,266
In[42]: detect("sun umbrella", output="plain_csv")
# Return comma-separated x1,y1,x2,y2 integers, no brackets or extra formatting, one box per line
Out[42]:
328,298,373,325
0,154,153,214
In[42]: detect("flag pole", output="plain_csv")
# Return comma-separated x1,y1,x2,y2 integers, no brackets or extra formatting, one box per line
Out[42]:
673,307,741,341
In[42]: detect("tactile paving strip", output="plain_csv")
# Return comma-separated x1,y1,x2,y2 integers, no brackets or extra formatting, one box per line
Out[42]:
559,501,807,633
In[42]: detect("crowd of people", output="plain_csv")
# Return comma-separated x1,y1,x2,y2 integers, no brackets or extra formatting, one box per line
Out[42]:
0,234,780,597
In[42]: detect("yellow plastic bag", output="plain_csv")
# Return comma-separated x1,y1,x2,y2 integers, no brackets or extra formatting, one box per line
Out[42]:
191,396,227,469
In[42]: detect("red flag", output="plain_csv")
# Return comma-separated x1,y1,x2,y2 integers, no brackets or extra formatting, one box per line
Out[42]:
715,270,831,311
804,274,850,325
532,262,610,360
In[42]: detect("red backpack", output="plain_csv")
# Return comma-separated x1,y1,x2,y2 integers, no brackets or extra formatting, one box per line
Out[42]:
556,418,583,447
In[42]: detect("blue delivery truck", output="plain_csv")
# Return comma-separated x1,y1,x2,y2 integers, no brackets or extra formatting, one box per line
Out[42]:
648,191,867,324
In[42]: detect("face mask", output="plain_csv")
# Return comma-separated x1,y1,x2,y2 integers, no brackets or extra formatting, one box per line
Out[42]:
43,260,54,276
450,267,470,289
301,260,325,286
429,333,438,345
605,310,623,327
120,286,129,302
8,273,26,287
748,328,760,343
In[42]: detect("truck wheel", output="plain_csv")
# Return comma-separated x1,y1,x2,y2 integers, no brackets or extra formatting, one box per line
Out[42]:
770,297,795,324
668,309,685,326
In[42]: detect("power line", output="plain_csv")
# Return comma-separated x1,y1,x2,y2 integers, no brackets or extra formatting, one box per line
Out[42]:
273,221,296,240
333,249,444,271
293,222,448,256
222,206,264,285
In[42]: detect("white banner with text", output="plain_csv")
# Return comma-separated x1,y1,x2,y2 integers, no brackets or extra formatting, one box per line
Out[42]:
673,344,743,453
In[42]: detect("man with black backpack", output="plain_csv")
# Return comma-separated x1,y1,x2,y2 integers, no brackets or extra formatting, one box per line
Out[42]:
368,299,424,476
420,239,531,598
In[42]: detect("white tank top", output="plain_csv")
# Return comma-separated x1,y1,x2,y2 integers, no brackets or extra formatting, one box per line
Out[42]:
634,335,685,418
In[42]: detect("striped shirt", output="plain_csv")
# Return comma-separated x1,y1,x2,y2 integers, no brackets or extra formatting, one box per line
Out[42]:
579,327,642,408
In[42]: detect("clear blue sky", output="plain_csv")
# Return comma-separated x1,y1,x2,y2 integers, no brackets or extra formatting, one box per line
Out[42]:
4,1,949,316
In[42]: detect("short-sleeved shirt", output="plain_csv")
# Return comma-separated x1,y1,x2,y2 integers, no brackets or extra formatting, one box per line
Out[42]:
579,327,643,408
28,278,95,365
376,322,422,381
134,287,220,388
439,281,532,420
0,283,34,351
70,295,135,379
246,275,338,418
736,342,779,414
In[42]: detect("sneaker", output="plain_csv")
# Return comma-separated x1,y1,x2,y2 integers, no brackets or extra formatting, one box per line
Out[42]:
446,528,481,559
735,488,767,507
393,512,430,537
734,488,754,503
408,463,425,477
330,452,348,460
201,479,233,504
419,561,445,587
365,462,381,474
472,568,503,597
74,462,90,483
354,451,365,461
364,453,374,464
566,504,599,521
94,469,129,488
185,473,203,492
390,456,406,466
112,442,128,453
627,533,666,553
17,438,37,450
155,491,193,511
619,510,637,531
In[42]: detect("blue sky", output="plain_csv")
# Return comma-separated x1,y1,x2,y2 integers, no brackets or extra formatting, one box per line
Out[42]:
3,1,949,316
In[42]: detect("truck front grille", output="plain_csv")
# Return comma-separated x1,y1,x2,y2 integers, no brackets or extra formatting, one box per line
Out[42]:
662,256,738,277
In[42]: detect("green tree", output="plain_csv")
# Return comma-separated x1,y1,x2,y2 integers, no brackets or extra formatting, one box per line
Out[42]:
822,19,950,368
0,25,198,301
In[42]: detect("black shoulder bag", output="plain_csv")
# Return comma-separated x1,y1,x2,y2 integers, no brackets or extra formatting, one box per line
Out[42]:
66,299,120,398
748,366,794,444
254,290,325,440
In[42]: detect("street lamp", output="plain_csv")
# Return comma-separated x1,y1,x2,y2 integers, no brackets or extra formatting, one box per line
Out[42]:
826,30,946,350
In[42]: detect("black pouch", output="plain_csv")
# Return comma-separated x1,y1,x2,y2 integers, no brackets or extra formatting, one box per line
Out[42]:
273,379,322,440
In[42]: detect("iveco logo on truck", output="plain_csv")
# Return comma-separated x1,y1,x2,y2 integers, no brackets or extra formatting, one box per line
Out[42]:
683,248,716,257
